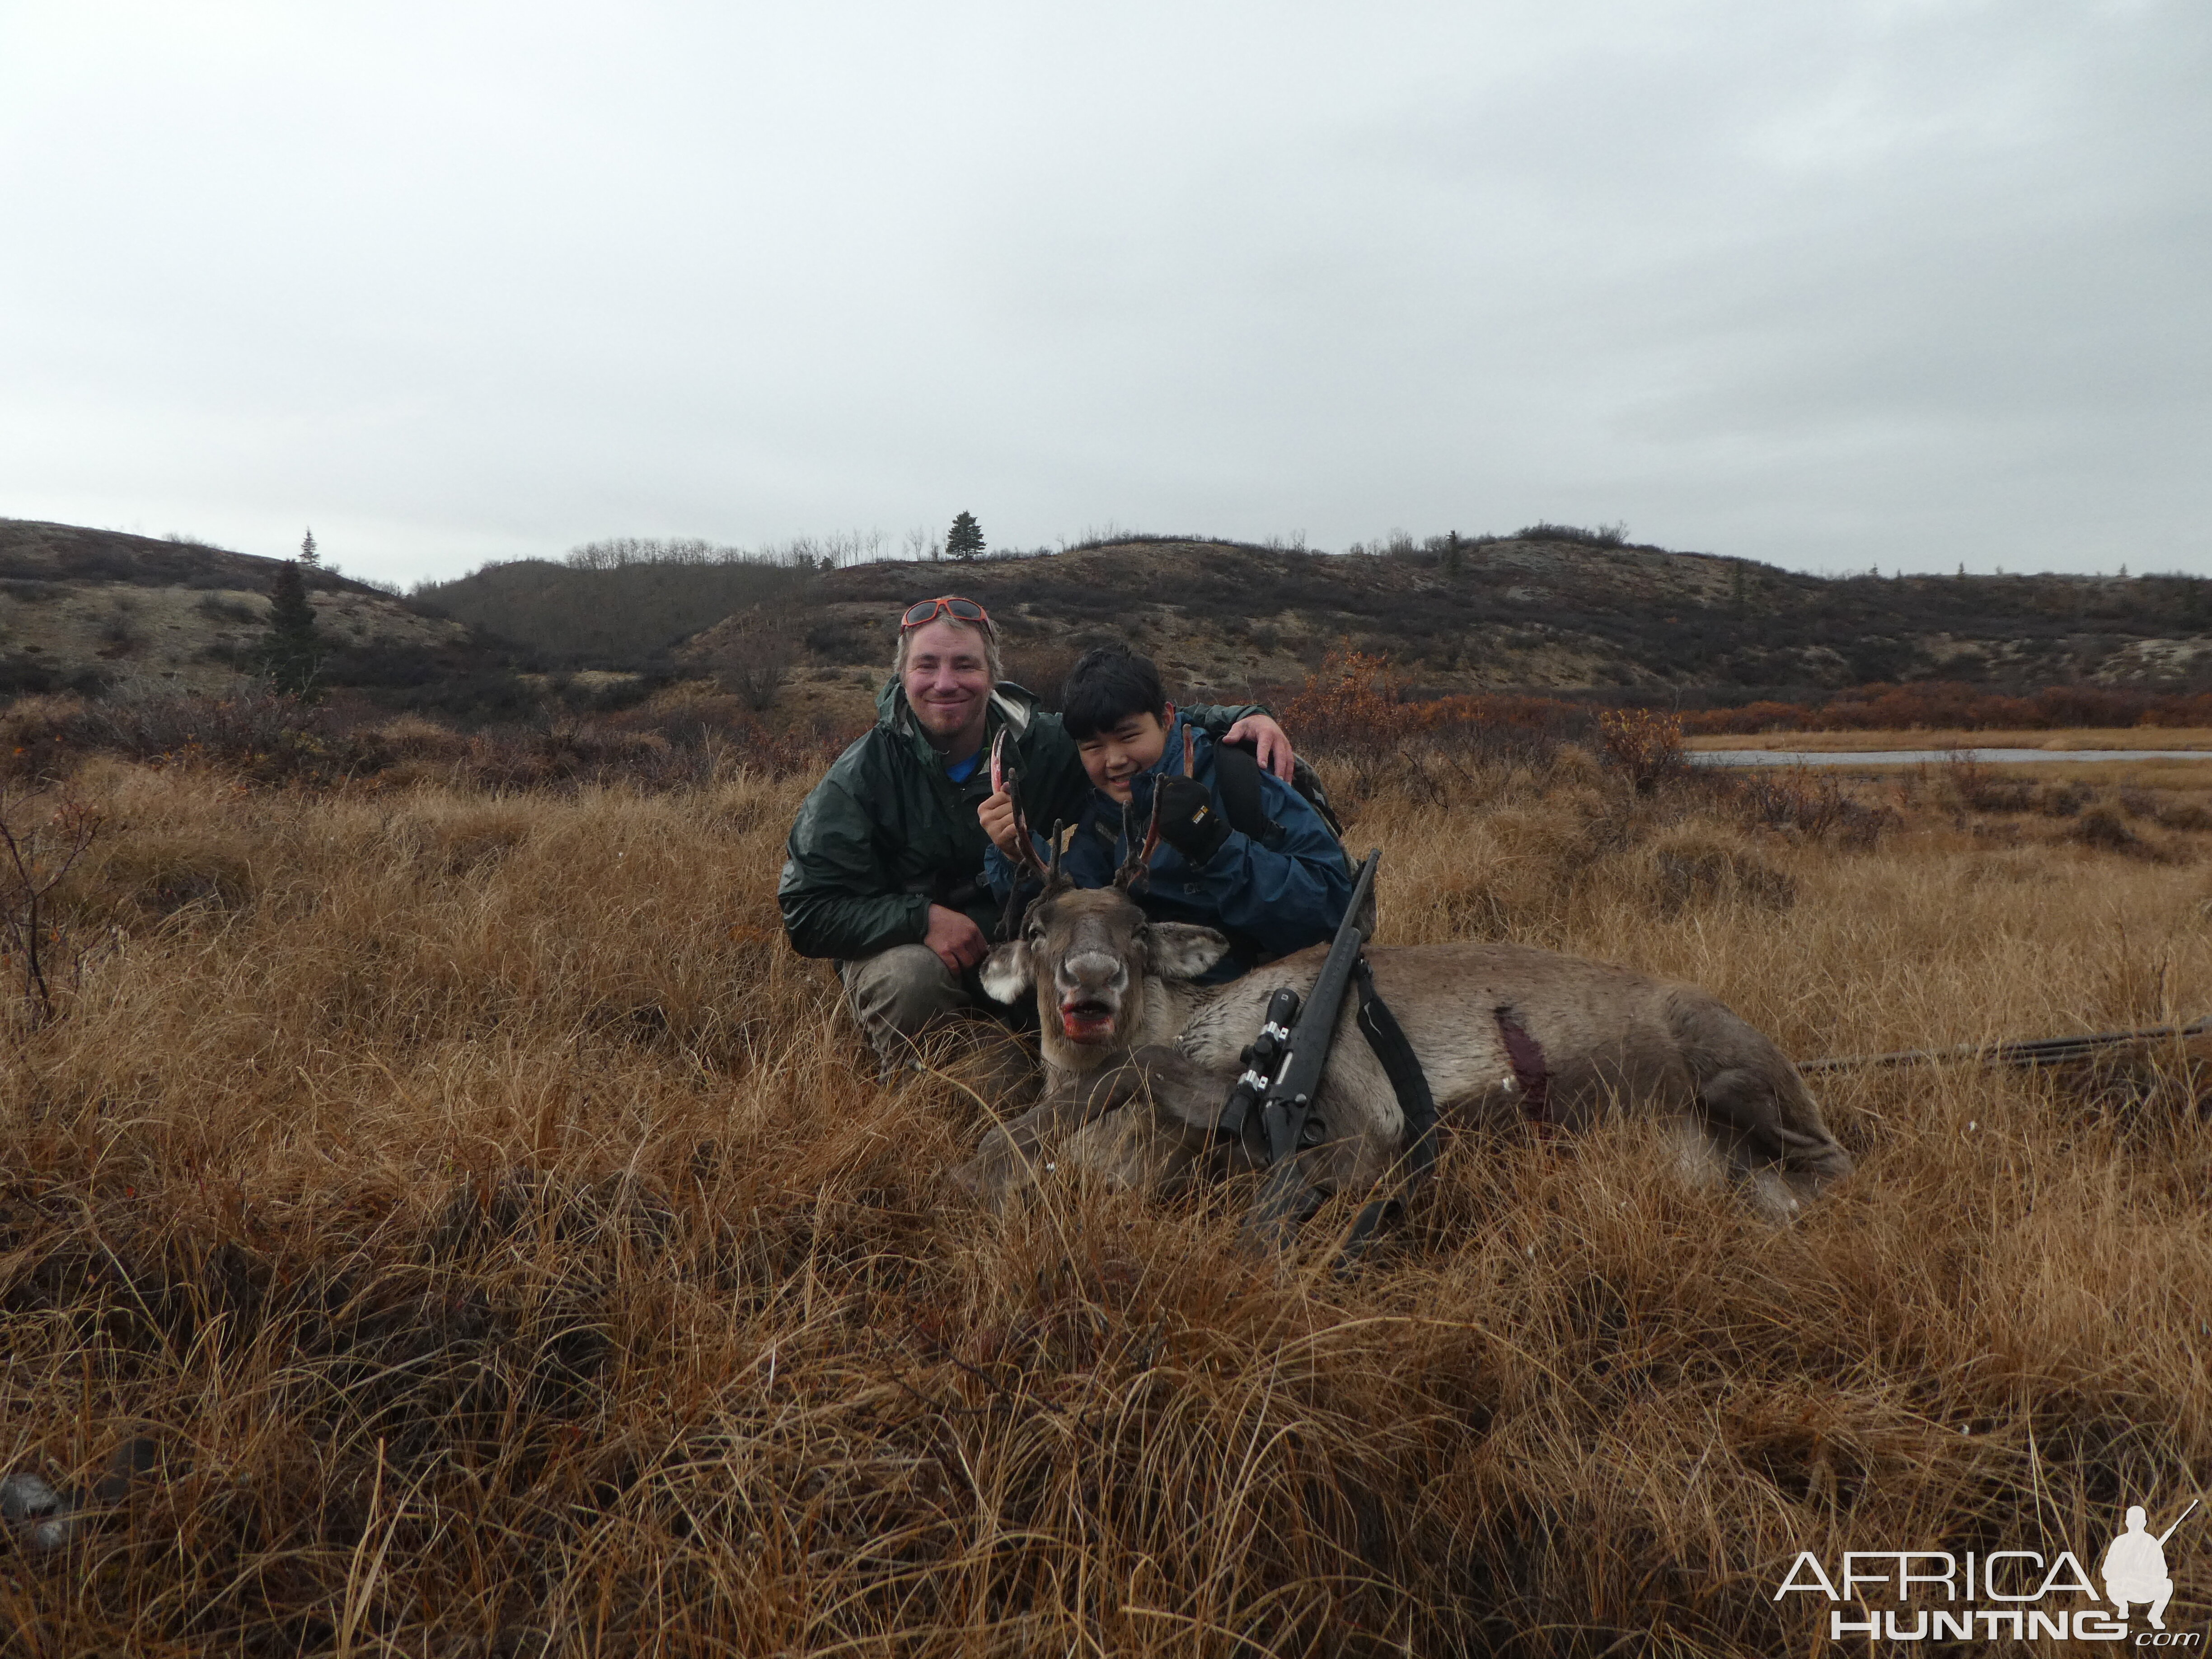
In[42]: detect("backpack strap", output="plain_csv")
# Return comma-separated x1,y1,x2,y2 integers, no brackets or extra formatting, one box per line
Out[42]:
1289,755,1347,839
1216,740,1348,844
1210,740,1284,845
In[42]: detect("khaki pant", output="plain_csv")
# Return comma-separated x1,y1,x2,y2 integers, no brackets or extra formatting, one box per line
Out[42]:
839,945,978,1069
839,944,1040,1106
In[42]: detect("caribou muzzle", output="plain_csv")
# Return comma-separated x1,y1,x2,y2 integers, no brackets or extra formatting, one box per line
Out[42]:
1053,939,1132,1044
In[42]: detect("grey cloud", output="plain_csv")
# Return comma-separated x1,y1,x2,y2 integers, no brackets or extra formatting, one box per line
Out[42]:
0,0,2203,582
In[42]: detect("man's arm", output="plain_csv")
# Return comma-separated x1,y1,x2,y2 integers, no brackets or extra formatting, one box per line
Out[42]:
778,778,930,960
1187,703,1293,781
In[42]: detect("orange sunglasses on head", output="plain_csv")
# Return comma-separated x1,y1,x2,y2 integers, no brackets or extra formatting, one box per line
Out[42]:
900,595,991,630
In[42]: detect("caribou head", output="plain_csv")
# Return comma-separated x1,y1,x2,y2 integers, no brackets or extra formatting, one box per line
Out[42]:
979,777,1228,1070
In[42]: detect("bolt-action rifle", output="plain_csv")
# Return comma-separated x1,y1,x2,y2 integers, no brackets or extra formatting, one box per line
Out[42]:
1221,847,1383,1251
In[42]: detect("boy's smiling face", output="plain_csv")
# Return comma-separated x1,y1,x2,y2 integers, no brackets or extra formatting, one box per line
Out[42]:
1076,703,1175,801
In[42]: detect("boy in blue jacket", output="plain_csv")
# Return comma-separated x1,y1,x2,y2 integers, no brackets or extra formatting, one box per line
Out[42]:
982,645,1351,981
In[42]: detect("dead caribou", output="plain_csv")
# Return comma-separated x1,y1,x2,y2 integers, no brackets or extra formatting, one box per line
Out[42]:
952,809,1854,1239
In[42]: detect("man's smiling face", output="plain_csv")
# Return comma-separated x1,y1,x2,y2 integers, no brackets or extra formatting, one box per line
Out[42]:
900,617,994,756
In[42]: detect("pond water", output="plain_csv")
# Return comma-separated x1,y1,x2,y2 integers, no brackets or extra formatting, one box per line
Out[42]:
1692,748,2212,768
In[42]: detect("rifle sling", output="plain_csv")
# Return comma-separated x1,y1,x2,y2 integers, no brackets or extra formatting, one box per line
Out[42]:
1340,955,1440,1260
1209,741,1283,844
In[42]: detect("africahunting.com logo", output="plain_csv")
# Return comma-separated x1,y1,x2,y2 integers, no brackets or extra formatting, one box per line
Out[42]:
1776,1501,2199,1644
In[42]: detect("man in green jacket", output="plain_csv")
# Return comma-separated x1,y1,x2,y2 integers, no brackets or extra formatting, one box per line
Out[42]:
778,595,1293,1072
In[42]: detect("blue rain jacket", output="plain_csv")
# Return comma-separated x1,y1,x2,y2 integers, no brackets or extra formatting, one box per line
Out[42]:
986,715,1352,982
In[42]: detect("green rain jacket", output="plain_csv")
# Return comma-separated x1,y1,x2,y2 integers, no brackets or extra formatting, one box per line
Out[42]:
778,680,1266,961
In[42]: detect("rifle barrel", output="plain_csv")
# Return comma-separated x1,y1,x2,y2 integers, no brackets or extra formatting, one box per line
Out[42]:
1800,1017,2210,1075
2157,1498,2199,1547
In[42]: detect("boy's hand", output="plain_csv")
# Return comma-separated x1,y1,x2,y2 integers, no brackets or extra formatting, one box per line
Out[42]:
978,788,1022,858
1154,775,1230,865
1223,714,1294,780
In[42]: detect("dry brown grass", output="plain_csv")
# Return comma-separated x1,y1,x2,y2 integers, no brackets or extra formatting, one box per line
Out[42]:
1,743,2209,1654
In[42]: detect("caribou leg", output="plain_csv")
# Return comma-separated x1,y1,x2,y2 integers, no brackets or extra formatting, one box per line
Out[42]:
1694,1065,1855,1218
946,1074,1105,1210
947,1044,1237,1209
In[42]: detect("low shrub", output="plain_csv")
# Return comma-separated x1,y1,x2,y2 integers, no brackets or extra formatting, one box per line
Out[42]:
89,687,355,784
1938,757,2036,814
1277,650,1436,752
1683,682,2212,735
1595,708,1687,794
2070,805,2148,854
998,642,1086,711
2038,780,2094,819
1725,770,1895,848
2112,790,2212,835
1643,826,1799,916
707,625,795,713
1512,520,1631,548
193,592,262,624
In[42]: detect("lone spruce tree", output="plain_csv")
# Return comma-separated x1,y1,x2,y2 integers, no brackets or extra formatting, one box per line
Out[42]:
261,559,323,695
946,511,984,562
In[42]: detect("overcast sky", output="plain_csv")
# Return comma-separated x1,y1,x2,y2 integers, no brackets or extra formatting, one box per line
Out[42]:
2,0,2205,586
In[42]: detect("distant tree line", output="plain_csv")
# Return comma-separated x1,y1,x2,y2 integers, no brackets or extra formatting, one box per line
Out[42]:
1680,682,2212,734
560,533,885,572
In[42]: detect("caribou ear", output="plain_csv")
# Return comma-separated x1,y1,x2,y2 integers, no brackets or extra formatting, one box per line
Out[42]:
1141,923,1230,981
978,941,1035,1004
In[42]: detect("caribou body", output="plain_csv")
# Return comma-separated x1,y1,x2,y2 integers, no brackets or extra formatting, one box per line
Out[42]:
953,880,1854,1228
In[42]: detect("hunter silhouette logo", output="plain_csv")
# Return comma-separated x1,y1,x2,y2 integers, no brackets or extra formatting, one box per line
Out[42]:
2104,1500,2196,1631
1775,1496,2203,1643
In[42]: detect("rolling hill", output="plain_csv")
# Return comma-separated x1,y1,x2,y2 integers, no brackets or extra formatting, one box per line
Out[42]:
681,533,2212,708
13,521,2209,722
0,520,522,712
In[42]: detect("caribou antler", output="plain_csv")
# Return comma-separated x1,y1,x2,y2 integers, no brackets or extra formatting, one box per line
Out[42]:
1003,820,1071,939
1111,728,1184,896
993,731,1045,940
1113,787,1163,892
994,732,1072,940
990,731,1045,875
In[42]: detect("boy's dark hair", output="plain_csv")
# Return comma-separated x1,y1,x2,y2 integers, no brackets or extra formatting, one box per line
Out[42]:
1060,644,1168,740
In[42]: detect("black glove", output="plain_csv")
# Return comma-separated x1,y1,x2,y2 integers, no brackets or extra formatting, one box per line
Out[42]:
1152,774,1230,866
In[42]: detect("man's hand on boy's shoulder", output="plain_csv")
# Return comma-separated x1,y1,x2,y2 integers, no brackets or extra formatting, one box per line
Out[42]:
1221,713,1293,781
